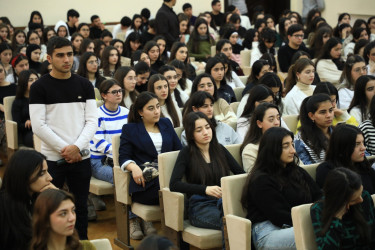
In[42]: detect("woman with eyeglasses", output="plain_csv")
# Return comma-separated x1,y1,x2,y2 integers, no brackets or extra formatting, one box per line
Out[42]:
159,65,188,108
77,52,106,88
338,55,367,110
114,66,139,109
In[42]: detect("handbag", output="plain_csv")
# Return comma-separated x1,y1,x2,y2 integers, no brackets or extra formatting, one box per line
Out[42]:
140,161,159,182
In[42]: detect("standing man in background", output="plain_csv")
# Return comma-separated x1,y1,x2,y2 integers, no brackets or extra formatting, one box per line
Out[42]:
302,0,325,23
155,0,179,50
29,36,97,240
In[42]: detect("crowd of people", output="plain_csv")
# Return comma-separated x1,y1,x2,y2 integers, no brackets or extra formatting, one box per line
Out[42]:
1,0,375,249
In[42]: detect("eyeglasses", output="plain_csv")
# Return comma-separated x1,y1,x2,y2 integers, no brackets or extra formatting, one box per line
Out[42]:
166,75,178,81
126,76,138,81
81,28,90,32
293,34,304,38
352,66,367,73
87,60,99,65
107,89,124,95
176,74,182,79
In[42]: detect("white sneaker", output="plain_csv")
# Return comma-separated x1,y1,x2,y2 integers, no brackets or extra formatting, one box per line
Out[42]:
142,220,157,235
130,218,144,240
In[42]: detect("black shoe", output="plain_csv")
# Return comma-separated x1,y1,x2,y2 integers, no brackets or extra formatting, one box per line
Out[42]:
89,193,106,211
87,198,97,221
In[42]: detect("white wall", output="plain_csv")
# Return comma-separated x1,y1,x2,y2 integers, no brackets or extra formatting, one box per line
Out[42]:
290,0,375,27
0,0,221,27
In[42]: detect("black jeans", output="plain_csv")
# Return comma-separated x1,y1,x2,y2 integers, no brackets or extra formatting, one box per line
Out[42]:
47,158,91,240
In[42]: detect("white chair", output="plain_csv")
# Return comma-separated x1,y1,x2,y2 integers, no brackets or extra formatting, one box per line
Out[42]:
300,163,319,180
283,114,299,134
112,134,161,249
239,75,248,85
90,238,112,250
240,50,251,68
4,96,19,155
233,87,245,102
158,150,223,249
291,203,317,250
211,45,217,57
174,127,184,140
229,102,240,116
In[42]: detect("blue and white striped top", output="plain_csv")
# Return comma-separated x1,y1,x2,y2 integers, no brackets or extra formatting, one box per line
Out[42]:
90,104,129,159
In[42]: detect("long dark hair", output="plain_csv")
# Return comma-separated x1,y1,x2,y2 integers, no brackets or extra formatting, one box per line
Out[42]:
124,32,141,58
258,28,276,54
313,82,339,107
10,53,29,84
159,65,184,108
76,52,99,79
182,91,217,128
188,18,214,54
128,91,158,123
100,46,121,77
364,41,375,64
191,73,218,101
16,69,38,99
318,168,369,243
183,112,230,185
316,37,344,70
30,189,81,250
285,58,315,94
348,75,375,121
246,59,270,85
299,94,332,156
257,72,283,108
169,42,189,64
147,74,180,127
241,127,310,209
240,84,274,119
28,11,44,27
339,54,365,89
114,66,139,106
0,150,47,249
240,103,280,153
205,56,227,87
79,38,93,55
169,59,188,90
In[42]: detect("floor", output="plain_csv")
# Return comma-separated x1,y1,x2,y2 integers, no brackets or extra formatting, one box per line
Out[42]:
0,151,219,250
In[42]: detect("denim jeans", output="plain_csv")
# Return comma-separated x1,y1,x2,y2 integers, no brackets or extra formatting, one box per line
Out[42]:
252,220,296,250
188,194,223,230
90,158,114,184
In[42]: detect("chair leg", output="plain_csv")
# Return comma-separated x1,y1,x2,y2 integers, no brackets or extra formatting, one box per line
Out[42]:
223,216,230,250
114,189,134,250
159,190,182,247
7,147,15,160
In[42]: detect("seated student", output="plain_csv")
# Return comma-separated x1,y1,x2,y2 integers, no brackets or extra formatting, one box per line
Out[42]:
348,75,375,124
169,59,193,97
216,39,244,76
338,55,368,110
241,59,272,97
134,61,151,93
30,189,96,250
237,85,275,141
216,53,244,89
187,18,215,62
243,28,259,50
309,26,333,59
354,39,369,58
241,127,322,250
223,28,243,65
181,91,240,146
113,66,139,109
125,14,143,39
241,103,281,172
71,33,84,71
100,30,113,47
123,32,141,60
315,37,345,86
5,53,29,85
119,92,182,239
295,94,334,165
54,20,70,39
313,82,358,126
364,41,375,76
250,28,277,67
140,19,156,46
311,168,375,249
76,52,106,88
0,150,55,249
147,74,182,128
154,36,168,64
89,79,129,211
0,43,13,76
90,15,105,39
344,27,370,59
112,16,131,41
284,58,316,115
99,46,121,78
191,73,237,124
11,70,38,148
159,65,188,108
170,112,244,233
360,96,375,154
77,23,90,39
317,124,375,193
169,42,198,81
205,56,236,104
178,13,190,44
25,44,41,74
290,50,321,85
26,30,47,61
277,24,310,73
143,41,164,73
110,39,126,65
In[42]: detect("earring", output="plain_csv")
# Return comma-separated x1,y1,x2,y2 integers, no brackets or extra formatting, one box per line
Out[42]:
312,120,315,123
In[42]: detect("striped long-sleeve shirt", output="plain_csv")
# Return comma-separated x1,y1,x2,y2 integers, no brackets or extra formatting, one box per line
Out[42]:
359,120,375,155
90,105,128,159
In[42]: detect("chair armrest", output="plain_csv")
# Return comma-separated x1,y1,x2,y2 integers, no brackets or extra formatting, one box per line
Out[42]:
113,166,131,205
226,214,252,250
162,188,184,231
5,120,18,150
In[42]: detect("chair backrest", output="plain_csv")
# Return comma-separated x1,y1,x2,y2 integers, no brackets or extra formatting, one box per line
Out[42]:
112,134,121,167
291,203,317,250
238,75,248,85
94,88,102,100
229,102,239,115
96,100,103,108
227,121,237,131
233,87,244,102
174,127,184,140
221,173,248,217
224,143,242,167
240,50,251,67
3,96,15,121
33,135,42,152
90,239,112,250
158,150,180,189
301,163,319,181
211,45,216,57
121,56,131,66
283,114,299,134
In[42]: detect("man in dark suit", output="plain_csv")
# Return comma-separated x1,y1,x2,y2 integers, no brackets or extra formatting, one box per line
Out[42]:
155,0,179,50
